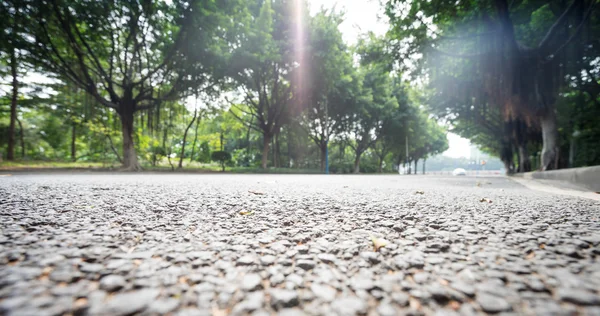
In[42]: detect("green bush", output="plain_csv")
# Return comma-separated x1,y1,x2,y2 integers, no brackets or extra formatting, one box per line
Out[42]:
149,145,167,166
359,160,378,173
211,151,232,171
232,149,252,167
329,162,354,174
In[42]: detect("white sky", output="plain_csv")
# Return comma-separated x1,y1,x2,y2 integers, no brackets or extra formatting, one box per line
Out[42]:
309,0,471,158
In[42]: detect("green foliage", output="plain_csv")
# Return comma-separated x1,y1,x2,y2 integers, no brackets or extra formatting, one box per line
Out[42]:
384,0,600,171
196,141,211,163
211,150,232,171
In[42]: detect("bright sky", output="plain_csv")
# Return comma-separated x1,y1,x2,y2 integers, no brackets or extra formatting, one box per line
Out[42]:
309,0,471,158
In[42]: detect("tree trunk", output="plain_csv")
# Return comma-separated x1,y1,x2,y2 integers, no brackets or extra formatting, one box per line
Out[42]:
500,140,514,174
423,158,426,174
71,122,76,162
377,156,384,173
320,144,326,172
246,117,253,156
275,133,281,168
179,110,198,169
517,145,531,173
120,106,141,170
261,133,271,169
220,130,224,151
515,145,520,172
16,116,24,159
414,159,418,175
189,116,200,163
287,128,293,168
7,48,17,161
540,110,559,170
353,152,361,174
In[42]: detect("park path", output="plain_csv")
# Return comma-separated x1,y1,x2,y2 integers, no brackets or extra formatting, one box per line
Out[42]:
1,173,599,315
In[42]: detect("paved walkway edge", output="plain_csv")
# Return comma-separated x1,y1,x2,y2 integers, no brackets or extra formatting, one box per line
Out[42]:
518,166,600,192
510,176,600,201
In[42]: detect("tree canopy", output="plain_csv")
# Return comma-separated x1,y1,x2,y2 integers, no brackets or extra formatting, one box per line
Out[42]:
7,0,596,174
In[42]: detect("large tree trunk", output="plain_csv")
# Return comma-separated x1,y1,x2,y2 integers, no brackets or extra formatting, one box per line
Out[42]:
377,156,384,173
120,107,141,170
517,144,531,173
500,140,514,174
7,48,17,161
71,122,76,162
274,133,280,168
540,110,559,170
422,158,426,174
353,152,361,174
414,159,418,175
320,144,326,172
261,133,271,169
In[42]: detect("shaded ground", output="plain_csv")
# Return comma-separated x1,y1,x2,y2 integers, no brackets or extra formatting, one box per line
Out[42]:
1,174,599,315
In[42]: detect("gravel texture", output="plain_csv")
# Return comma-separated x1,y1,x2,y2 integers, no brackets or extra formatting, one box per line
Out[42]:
1,173,600,315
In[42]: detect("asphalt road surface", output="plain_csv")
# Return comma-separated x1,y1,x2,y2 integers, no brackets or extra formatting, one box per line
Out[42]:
1,173,599,315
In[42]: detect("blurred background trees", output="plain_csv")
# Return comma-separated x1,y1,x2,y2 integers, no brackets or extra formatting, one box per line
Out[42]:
2,0,595,173
384,0,600,172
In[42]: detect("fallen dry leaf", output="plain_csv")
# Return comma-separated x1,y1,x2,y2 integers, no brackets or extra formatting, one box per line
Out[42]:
448,301,461,311
212,306,228,316
239,210,255,216
479,198,492,203
370,236,389,252
526,252,535,260
248,190,265,195
409,297,422,310
415,190,425,195
74,298,88,309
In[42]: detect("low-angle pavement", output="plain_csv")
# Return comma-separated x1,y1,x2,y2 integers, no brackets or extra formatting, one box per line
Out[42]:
1,173,599,315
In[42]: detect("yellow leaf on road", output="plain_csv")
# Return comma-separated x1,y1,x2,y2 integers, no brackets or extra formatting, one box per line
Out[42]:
370,236,388,252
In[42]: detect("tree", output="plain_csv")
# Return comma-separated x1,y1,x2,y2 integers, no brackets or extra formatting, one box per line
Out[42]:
343,35,398,174
178,107,199,169
419,119,449,174
0,0,29,161
385,0,598,170
26,0,232,170
227,0,301,169
300,9,357,171
211,151,231,172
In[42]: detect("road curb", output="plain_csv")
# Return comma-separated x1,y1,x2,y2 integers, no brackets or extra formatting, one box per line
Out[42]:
509,177,600,201
517,166,600,192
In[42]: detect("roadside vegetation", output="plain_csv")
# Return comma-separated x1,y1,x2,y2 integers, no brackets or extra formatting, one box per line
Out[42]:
1,0,597,174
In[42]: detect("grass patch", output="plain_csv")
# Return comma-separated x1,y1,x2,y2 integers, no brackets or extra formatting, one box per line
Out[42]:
0,160,323,174
0,160,114,170
228,167,322,174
